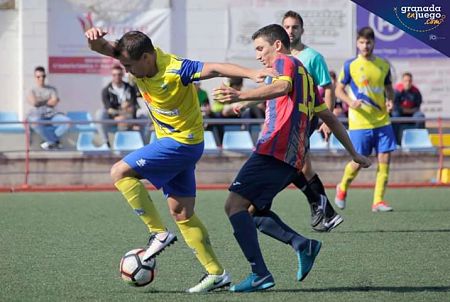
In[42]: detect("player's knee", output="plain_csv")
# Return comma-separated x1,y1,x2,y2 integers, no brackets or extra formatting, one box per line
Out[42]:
110,161,128,183
224,193,246,217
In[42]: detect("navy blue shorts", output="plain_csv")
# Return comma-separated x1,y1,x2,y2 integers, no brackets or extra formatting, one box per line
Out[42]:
229,153,298,211
123,137,204,198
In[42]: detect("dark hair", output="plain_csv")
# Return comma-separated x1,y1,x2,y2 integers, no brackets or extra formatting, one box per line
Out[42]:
252,24,290,49
111,64,123,71
357,26,375,40
329,70,337,81
34,66,45,73
228,77,243,88
282,10,304,28
114,31,155,60
402,72,412,79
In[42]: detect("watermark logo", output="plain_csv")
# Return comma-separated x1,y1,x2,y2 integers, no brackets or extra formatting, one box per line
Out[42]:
394,4,446,32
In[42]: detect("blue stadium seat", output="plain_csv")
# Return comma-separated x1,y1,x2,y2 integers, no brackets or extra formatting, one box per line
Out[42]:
113,131,144,152
401,129,435,152
66,111,97,132
76,132,109,152
204,130,219,153
309,131,328,152
0,111,24,133
329,133,346,152
222,130,254,152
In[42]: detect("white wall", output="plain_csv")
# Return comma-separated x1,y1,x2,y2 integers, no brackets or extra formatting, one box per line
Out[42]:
0,7,19,113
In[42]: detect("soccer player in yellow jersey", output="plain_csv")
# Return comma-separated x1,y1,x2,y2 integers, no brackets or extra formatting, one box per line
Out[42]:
335,27,396,212
85,28,273,292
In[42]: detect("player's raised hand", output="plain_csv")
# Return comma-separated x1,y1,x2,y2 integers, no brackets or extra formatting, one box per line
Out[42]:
213,84,240,103
251,68,279,83
85,27,107,41
353,154,371,168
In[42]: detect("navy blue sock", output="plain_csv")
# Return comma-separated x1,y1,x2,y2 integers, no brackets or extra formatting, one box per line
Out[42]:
253,211,308,251
292,173,320,206
229,211,269,276
308,174,336,217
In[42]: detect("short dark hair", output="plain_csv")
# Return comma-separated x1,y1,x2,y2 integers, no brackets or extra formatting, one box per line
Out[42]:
228,77,243,88
357,26,375,40
282,10,304,28
252,24,290,49
111,64,123,72
402,72,413,79
34,66,45,73
114,31,155,60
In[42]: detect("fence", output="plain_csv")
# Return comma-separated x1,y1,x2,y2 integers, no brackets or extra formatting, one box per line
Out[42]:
0,116,450,191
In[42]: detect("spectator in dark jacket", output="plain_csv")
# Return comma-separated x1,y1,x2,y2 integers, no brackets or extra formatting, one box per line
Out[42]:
96,65,138,146
392,72,425,141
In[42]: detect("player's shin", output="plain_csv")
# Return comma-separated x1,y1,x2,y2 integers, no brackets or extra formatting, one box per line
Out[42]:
340,162,360,191
176,214,224,275
114,177,166,233
373,163,389,204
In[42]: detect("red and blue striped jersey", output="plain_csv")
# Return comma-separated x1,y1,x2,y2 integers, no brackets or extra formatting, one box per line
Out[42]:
255,53,327,170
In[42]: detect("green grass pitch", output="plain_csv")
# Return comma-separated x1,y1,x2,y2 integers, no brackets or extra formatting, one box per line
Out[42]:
1,188,449,301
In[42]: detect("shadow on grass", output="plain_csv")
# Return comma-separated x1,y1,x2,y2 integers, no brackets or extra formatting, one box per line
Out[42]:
337,229,450,234
270,285,450,293
115,286,450,294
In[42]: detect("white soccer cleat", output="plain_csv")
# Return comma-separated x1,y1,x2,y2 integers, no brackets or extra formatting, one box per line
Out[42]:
143,231,177,261
187,271,231,293
371,201,393,212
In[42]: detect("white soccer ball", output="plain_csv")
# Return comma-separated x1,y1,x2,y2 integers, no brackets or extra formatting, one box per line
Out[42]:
119,248,156,287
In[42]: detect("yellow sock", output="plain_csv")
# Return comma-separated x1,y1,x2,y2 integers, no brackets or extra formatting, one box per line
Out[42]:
114,177,166,233
340,162,359,191
176,214,224,275
373,163,389,204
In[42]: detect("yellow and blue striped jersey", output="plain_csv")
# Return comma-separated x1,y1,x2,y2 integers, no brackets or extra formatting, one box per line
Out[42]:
132,47,204,144
338,55,392,130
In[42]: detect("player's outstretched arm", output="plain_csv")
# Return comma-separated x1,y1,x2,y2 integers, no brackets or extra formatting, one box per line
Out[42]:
213,80,290,104
200,63,277,83
85,27,116,58
317,109,371,168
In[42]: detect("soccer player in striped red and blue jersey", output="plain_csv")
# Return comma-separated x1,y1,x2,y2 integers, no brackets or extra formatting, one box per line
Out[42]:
214,24,371,293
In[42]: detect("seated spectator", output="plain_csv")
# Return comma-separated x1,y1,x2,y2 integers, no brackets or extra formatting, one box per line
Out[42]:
27,66,71,150
96,65,139,146
210,78,245,144
392,72,425,141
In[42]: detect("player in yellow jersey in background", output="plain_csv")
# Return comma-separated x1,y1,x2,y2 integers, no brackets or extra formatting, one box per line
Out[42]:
335,27,396,212
85,27,274,292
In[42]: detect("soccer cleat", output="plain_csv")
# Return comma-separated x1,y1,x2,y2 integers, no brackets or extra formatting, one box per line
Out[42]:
334,184,347,210
187,271,231,293
143,231,177,261
312,213,344,232
372,201,393,212
229,273,275,293
309,194,327,227
297,239,322,281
